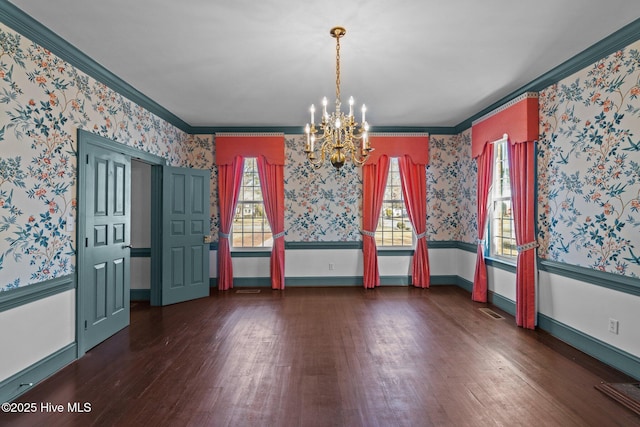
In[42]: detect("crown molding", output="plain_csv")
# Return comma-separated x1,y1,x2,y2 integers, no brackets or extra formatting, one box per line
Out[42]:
214,132,284,137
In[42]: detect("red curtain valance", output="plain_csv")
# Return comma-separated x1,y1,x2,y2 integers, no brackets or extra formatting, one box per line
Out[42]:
368,134,430,165
471,93,538,158
215,133,285,165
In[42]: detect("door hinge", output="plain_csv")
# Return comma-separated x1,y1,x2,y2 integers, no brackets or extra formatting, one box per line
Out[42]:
84,320,87,330
86,154,89,164
85,237,88,247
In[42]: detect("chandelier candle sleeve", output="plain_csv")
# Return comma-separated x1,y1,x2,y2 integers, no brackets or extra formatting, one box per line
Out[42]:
303,26,373,170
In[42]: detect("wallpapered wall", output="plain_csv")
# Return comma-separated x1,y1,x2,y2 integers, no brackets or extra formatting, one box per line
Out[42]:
0,23,214,291
284,135,362,241
537,39,640,278
427,130,477,244
282,134,471,243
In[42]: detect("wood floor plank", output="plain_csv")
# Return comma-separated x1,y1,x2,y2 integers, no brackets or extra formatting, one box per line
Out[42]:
2,286,639,426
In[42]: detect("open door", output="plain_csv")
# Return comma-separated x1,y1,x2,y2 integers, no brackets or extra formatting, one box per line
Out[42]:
161,166,211,305
81,144,131,351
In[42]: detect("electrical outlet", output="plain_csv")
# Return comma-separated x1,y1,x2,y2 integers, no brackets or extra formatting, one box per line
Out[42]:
608,318,619,335
329,263,335,271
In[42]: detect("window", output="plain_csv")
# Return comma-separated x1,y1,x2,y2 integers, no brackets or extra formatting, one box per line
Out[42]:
232,158,272,248
489,140,516,258
376,157,413,246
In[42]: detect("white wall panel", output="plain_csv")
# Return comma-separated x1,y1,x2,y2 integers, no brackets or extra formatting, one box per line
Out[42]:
0,290,75,382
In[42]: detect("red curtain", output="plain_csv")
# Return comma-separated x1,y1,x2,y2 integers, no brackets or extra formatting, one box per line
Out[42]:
398,155,430,288
508,140,537,329
361,155,390,288
257,156,285,290
472,144,494,302
217,156,244,290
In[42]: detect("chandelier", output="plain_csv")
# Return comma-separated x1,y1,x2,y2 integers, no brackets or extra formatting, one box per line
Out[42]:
305,26,373,170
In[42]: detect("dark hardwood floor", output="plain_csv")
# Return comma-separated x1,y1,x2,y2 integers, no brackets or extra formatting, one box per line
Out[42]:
3,285,639,427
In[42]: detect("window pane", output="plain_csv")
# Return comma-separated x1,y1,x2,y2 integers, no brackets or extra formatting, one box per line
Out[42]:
375,158,413,247
232,158,272,248
490,141,516,259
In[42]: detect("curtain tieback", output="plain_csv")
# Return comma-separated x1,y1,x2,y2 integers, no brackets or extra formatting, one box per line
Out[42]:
218,232,230,239
359,229,376,237
273,231,285,239
517,241,538,252
477,238,485,245
415,232,427,239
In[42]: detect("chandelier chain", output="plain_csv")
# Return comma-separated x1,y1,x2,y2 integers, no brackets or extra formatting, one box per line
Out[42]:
335,36,341,101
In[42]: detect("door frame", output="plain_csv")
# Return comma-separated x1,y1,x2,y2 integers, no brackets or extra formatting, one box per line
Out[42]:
76,130,165,357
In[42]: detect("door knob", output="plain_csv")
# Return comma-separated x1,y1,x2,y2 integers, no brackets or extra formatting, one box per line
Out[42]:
122,244,133,249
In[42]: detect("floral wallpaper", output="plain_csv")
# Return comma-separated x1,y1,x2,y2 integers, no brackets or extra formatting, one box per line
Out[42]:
0,23,213,291
427,131,477,243
284,135,362,241
537,40,640,277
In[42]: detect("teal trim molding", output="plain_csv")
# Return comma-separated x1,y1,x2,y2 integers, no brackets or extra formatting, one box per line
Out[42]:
380,276,412,285
193,126,451,136
233,277,272,287
77,130,166,165
456,242,477,253
282,276,363,287
0,275,75,313
0,3,191,133
427,240,477,253
488,291,516,316
538,314,640,380
539,259,640,297
231,251,272,258
378,249,414,256
430,275,473,292
0,343,76,403
131,289,151,301
427,240,458,249
285,241,363,250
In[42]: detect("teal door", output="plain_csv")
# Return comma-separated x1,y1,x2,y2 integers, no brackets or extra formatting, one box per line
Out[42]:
161,166,211,305
82,144,131,351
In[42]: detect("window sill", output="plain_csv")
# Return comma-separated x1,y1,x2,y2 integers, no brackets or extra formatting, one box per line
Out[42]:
378,248,415,256
231,250,272,258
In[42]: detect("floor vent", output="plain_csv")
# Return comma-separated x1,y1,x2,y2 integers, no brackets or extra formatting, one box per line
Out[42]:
236,289,261,294
479,308,504,319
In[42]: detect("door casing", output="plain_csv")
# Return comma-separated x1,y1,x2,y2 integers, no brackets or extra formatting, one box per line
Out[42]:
77,130,166,357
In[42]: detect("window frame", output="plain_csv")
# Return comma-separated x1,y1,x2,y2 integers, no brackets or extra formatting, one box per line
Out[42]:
375,157,415,249
486,137,517,263
231,157,272,252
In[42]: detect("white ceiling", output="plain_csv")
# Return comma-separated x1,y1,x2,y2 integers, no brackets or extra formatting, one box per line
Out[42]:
8,0,640,129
